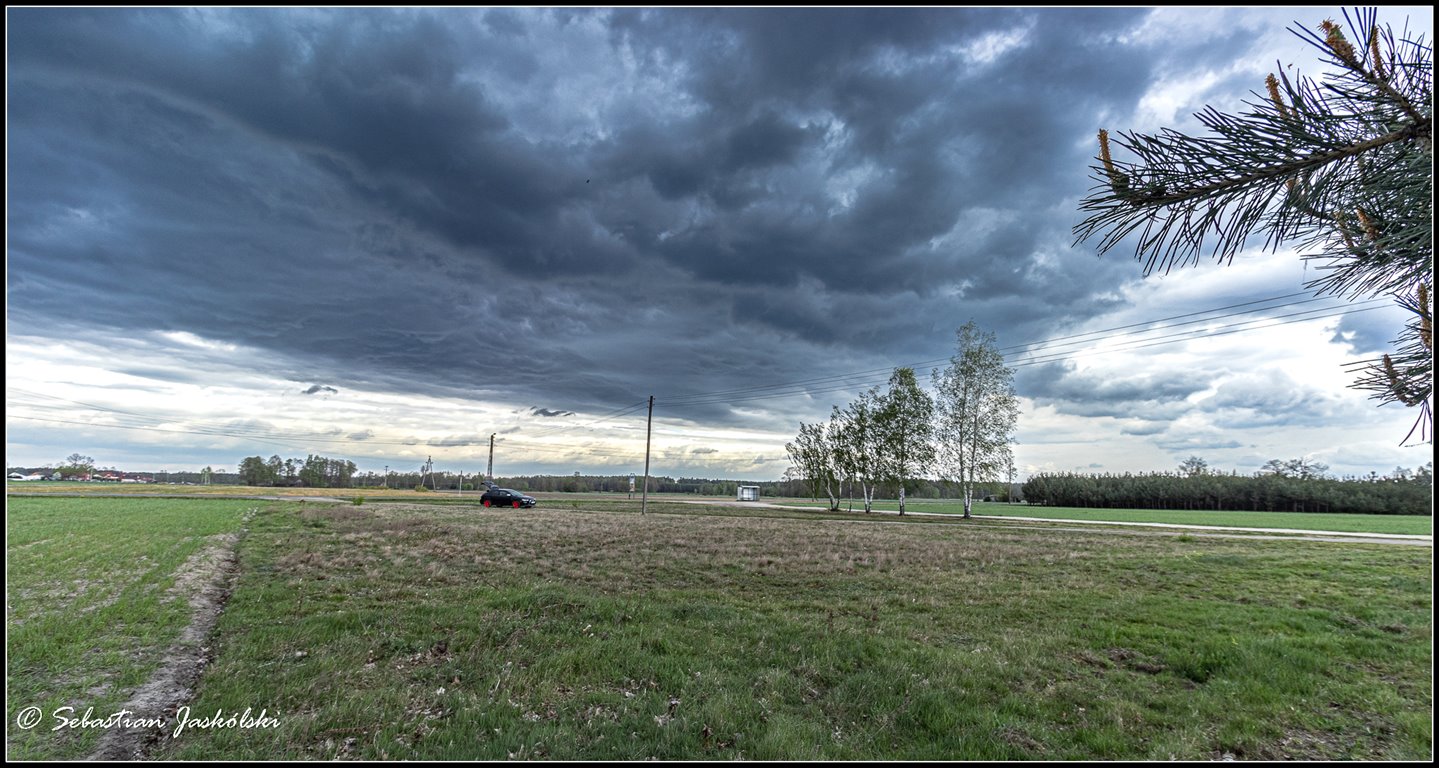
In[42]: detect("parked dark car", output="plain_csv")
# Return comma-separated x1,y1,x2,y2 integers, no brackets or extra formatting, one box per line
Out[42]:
481,488,537,508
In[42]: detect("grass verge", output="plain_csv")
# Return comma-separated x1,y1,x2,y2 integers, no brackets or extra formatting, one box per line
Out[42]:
781,499,1433,536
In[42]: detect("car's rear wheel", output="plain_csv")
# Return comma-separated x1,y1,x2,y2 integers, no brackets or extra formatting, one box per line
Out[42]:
483,499,491,507
513,500,521,508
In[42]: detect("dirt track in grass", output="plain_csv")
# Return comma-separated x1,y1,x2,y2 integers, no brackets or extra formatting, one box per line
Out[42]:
87,533,242,760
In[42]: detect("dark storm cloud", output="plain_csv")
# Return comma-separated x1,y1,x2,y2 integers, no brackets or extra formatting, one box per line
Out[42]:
1021,363,1211,420
594,8,1156,299
303,385,339,396
529,407,575,418
1330,307,1408,355
9,7,1249,432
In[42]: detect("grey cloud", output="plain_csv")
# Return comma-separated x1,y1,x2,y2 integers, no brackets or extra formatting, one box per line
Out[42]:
1190,371,1358,430
1329,308,1409,356
112,366,210,385
1153,436,1245,452
221,418,279,432
427,436,487,448
1021,363,1211,420
530,407,575,418
303,385,340,396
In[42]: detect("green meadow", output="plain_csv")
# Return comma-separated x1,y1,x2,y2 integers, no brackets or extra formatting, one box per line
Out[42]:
6,497,254,759
6,496,1431,760
783,499,1434,536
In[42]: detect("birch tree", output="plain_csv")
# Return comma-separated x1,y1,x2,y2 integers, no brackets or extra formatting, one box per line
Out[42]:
933,322,1020,518
786,419,839,510
828,405,859,512
837,386,883,513
875,367,934,516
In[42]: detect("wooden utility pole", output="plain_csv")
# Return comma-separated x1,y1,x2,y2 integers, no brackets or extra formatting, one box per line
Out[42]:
641,395,654,516
487,433,496,482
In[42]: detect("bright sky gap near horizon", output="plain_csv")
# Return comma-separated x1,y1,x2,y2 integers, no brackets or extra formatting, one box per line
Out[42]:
6,7,1434,480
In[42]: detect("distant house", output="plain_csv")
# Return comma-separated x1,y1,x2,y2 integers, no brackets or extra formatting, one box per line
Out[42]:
982,483,1026,503
736,485,760,502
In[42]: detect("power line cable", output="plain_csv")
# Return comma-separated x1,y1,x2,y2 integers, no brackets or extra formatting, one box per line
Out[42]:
660,291,1351,404
1007,300,1390,367
660,301,1389,408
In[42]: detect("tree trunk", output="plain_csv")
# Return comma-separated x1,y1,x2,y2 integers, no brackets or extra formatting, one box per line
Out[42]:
962,486,973,519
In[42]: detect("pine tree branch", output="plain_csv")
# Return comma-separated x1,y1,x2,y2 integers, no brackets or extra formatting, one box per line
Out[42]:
1104,123,1425,209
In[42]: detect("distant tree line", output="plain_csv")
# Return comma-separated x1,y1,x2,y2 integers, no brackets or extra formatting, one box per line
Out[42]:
1023,461,1432,515
485,474,1016,500
237,454,358,488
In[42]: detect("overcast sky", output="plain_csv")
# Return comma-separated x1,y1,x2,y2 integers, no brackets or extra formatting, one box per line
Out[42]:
6,7,1434,481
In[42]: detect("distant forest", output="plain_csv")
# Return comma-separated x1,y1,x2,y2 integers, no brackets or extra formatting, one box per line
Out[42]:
1023,467,1432,516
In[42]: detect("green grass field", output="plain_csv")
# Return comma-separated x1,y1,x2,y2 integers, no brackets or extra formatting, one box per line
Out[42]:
9,495,1427,760
781,499,1434,536
6,497,255,759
